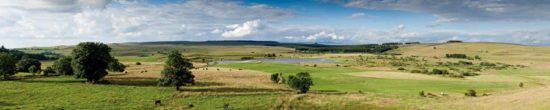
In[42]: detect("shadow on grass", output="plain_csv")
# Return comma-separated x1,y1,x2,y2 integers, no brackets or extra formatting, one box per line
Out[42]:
180,87,293,93
0,101,16,106
18,79,86,84
105,77,159,86
193,82,225,87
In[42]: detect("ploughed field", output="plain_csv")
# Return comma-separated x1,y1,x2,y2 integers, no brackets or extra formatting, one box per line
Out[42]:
3,42,550,109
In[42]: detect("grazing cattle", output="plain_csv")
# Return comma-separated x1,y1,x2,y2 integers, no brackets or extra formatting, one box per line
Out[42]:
155,100,161,106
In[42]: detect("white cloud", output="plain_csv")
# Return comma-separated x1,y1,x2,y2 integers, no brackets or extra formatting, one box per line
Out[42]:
348,12,367,18
221,19,262,38
0,0,292,47
211,29,221,34
0,0,110,12
282,31,346,43
333,0,550,22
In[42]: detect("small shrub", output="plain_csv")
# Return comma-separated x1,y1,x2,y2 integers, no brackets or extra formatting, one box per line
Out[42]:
458,61,473,65
287,72,313,93
449,73,464,78
474,55,481,60
465,89,477,97
480,62,496,66
108,59,126,72
240,57,254,60
136,62,142,65
419,91,426,97
271,73,282,83
446,54,467,59
410,70,422,73
42,67,55,76
447,40,463,43
398,67,405,71
28,65,40,75
431,69,449,75
461,71,479,76
519,82,524,88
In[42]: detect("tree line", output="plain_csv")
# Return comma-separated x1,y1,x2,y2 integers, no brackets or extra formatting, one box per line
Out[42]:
2,42,313,93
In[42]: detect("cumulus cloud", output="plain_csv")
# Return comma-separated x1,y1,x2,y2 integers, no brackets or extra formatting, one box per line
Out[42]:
281,30,347,43
221,19,262,38
0,0,292,47
1,0,550,48
332,0,550,22
348,12,367,18
0,0,110,12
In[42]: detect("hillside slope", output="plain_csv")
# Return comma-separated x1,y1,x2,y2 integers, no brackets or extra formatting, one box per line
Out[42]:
393,42,550,66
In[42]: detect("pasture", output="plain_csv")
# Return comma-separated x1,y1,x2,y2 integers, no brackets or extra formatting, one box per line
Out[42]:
3,42,550,109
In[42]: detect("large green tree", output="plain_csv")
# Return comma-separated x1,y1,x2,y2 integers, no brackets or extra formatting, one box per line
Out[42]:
16,58,41,72
287,72,314,93
52,56,73,75
0,53,17,79
71,42,114,83
159,50,195,90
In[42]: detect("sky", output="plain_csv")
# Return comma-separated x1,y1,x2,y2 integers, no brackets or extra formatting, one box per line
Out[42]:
1,0,550,48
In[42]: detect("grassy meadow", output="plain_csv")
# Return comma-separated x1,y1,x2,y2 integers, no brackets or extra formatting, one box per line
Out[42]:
3,42,550,109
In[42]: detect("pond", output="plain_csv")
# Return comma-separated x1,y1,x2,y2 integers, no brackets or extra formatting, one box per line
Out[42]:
210,57,334,64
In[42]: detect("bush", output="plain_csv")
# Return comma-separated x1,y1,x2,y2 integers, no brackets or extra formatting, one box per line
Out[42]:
16,58,41,72
519,82,524,88
461,71,479,76
287,72,313,93
446,54,467,59
136,62,142,65
270,73,284,83
42,67,55,76
419,91,426,97
465,89,477,97
447,40,463,43
398,67,406,71
480,62,496,66
474,55,481,60
28,65,40,75
449,73,464,78
458,61,473,65
241,57,254,60
108,59,126,72
0,53,17,79
52,56,74,75
431,69,449,75
410,70,422,73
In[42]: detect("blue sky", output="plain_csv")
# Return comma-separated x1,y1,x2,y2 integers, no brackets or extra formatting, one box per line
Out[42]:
1,0,550,48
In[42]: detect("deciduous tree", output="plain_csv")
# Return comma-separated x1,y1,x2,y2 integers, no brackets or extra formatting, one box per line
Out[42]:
0,53,17,79
158,50,195,90
71,42,114,83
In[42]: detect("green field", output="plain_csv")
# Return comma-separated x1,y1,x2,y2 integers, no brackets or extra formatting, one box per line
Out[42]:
4,42,550,109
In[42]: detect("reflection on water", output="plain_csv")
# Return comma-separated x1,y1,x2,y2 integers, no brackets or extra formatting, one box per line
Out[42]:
210,58,333,64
